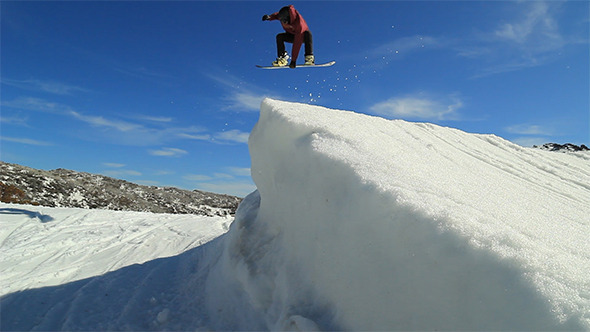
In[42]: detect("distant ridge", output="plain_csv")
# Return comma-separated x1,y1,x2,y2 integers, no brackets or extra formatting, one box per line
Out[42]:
0,161,241,216
534,142,589,153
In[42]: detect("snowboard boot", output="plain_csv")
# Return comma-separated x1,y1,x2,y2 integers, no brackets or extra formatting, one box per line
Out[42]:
273,52,290,67
304,55,315,65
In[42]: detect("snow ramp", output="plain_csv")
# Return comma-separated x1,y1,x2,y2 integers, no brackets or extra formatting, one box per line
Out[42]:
205,99,590,330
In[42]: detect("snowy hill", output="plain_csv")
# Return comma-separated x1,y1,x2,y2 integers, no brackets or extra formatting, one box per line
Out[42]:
2,99,589,331
0,162,241,217
205,99,590,330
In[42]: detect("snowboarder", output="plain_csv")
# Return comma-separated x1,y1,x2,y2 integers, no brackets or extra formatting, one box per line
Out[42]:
262,5,314,68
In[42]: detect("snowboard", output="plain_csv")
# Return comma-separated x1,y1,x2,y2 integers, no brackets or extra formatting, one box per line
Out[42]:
256,61,335,69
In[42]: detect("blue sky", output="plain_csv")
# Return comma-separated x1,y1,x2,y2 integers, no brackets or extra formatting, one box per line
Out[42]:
1,1,588,197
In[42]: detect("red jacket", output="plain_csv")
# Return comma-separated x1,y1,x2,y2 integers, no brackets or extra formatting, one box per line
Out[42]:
269,5,309,62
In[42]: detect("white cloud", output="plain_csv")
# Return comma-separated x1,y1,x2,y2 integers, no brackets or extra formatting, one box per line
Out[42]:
177,133,211,141
0,115,29,127
206,71,278,112
196,181,257,198
464,1,584,77
509,136,550,148
1,78,89,95
184,174,213,181
230,92,266,112
370,93,462,120
505,121,559,147
137,115,173,123
214,129,250,144
149,147,188,157
493,1,562,49
69,110,142,132
2,97,214,146
184,167,254,196
227,167,251,177
0,136,53,146
102,169,142,177
184,170,243,182
2,97,69,114
103,163,126,168
505,124,553,136
213,173,234,180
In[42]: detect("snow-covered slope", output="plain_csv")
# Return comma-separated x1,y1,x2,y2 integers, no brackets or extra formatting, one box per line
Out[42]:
0,203,230,330
206,99,590,330
2,99,589,331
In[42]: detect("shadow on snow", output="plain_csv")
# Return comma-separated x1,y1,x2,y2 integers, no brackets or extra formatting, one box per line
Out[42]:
0,235,225,331
0,208,54,223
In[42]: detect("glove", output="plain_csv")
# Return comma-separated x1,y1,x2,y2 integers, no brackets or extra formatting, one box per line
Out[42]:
289,60,296,68
262,14,270,21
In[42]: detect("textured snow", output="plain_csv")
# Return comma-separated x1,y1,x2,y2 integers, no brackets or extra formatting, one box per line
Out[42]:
205,99,590,330
0,205,231,295
0,203,230,330
1,98,589,330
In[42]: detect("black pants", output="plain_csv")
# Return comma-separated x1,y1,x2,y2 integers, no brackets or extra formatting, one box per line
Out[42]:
276,31,313,57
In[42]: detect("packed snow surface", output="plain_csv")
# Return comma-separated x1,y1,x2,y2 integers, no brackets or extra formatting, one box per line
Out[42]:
2,98,589,330
0,204,231,330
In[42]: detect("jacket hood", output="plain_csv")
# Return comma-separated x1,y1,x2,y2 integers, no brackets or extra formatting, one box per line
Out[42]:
279,5,297,24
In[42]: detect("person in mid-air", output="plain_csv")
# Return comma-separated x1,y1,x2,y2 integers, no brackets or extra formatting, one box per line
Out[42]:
262,5,314,68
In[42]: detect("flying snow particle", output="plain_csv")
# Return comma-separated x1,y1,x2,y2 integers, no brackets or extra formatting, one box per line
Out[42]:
157,308,170,324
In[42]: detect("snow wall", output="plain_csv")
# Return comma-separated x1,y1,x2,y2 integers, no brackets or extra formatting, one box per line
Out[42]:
206,99,590,330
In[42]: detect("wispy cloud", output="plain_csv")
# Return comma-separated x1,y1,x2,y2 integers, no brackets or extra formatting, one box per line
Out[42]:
0,136,53,146
228,92,268,112
184,174,213,181
136,115,173,123
367,2,586,77
505,124,553,136
214,129,250,144
69,110,142,132
493,1,563,49
504,123,557,147
369,92,463,121
102,169,142,177
184,166,254,197
2,97,213,146
227,167,251,177
149,147,188,157
504,121,562,147
461,1,585,77
196,181,256,198
206,71,279,112
178,133,212,141
2,97,72,114
0,114,29,127
509,136,550,148
1,78,89,95
349,34,445,71
103,162,126,168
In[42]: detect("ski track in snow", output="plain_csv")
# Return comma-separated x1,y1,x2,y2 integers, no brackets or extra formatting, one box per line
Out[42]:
0,205,230,295
0,203,230,330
